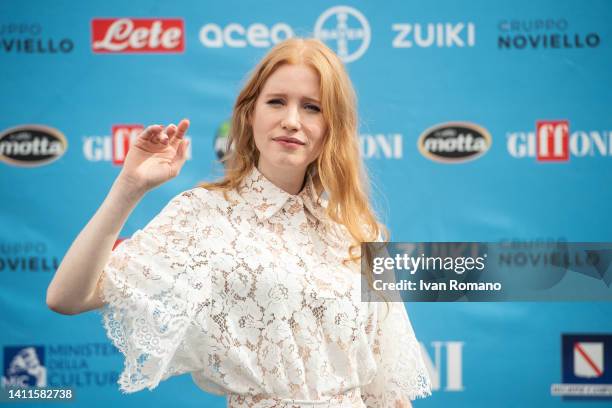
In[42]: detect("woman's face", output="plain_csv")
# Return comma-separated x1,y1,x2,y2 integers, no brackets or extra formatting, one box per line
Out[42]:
251,63,327,178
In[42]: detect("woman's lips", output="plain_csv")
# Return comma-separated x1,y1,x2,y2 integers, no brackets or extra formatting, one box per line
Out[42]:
273,137,304,148
275,140,302,148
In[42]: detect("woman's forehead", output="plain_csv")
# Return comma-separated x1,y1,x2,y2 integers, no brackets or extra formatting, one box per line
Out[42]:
261,64,321,100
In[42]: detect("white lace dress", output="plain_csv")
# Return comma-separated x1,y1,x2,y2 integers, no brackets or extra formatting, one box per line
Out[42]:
99,167,431,407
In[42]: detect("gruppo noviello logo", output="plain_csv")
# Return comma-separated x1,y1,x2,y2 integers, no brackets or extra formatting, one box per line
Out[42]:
2,346,47,387
551,334,612,399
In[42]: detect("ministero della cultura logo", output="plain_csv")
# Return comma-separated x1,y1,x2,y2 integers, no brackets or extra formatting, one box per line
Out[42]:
360,242,612,302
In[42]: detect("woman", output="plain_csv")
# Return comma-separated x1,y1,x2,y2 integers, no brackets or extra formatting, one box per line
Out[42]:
47,38,431,408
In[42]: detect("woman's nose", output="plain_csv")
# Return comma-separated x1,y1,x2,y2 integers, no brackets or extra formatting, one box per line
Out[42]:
281,105,300,131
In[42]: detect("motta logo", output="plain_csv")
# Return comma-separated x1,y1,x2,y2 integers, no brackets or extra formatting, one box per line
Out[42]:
91,18,185,53
0,125,67,167
418,122,491,163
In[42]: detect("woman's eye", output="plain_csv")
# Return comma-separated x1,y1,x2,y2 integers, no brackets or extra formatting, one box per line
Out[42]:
305,104,321,113
267,99,283,105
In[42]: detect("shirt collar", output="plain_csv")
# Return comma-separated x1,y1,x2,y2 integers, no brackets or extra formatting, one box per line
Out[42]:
239,166,328,222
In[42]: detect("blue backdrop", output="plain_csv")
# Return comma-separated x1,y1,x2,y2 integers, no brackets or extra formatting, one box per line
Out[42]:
1,0,611,406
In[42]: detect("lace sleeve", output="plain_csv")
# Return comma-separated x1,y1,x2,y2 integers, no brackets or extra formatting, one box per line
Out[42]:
99,190,209,393
361,301,432,407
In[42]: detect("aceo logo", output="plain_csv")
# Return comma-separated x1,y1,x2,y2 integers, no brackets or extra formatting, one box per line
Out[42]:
92,18,184,53
507,121,612,161
0,125,67,167
392,22,475,48
199,23,293,48
314,6,371,63
198,6,370,63
418,122,491,163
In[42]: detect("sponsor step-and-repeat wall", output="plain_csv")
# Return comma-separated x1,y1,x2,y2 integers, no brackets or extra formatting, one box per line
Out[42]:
1,0,611,406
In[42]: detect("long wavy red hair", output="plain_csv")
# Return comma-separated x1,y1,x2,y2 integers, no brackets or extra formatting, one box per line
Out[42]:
200,38,388,271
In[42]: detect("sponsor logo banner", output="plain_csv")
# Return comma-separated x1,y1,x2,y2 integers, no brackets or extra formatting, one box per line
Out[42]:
551,334,612,399
92,18,185,53
0,125,67,167
418,122,491,163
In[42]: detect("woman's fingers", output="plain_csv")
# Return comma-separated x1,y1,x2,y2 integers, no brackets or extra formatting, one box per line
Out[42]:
171,139,190,175
175,119,190,139
140,125,163,142
141,119,189,147
166,124,177,138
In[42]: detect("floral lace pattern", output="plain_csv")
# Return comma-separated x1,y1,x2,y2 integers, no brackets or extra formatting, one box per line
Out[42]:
100,167,431,407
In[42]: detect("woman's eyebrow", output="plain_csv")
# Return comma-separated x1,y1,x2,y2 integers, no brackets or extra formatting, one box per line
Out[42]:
263,92,320,104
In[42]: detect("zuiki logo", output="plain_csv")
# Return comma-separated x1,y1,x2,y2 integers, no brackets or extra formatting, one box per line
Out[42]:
551,334,612,399
92,18,185,53
418,122,491,163
392,22,475,48
83,125,192,164
2,346,47,387
0,125,67,167
199,6,370,63
506,121,612,161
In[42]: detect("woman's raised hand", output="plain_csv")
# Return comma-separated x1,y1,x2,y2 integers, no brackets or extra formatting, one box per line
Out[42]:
117,119,191,194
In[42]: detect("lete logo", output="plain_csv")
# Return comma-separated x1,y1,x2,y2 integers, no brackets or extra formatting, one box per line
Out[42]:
92,18,184,53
